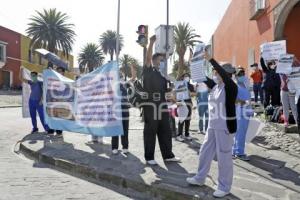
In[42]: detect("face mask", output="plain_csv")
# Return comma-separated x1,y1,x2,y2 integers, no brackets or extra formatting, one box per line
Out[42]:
31,76,38,82
184,77,190,82
237,76,246,84
213,75,221,84
270,65,276,70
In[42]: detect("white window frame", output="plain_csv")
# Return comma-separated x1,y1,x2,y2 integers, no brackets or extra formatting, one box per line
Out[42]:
0,41,7,67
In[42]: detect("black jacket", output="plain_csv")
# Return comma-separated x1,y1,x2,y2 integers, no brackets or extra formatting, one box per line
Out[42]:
260,57,281,89
204,59,238,134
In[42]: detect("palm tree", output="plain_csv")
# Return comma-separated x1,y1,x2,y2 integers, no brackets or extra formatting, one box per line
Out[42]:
26,8,76,61
120,54,142,79
174,22,200,78
99,30,124,61
78,43,104,73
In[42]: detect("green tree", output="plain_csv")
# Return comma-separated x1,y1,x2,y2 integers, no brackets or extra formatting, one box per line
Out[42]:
120,54,142,79
78,43,104,73
99,30,124,61
174,22,200,78
26,8,76,61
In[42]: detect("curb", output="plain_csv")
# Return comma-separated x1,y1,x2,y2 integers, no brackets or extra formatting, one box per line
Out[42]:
0,105,21,108
19,143,238,200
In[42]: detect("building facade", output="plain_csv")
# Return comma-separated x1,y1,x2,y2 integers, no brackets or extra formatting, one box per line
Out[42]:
0,26,74,89
212,0,300,73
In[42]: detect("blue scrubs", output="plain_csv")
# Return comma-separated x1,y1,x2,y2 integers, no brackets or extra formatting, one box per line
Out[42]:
232,84,251,156
28,80,48,132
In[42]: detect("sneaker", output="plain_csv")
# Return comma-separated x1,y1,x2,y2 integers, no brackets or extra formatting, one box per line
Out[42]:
176,136,184,142
31,128,39,134
112,149,119,155
47,129,54,135
186,177,204,186
56,133,63,138
213,190,230,198
185,136,192,141
235,155,250,161
122,149,129,154
164,157,181,162
146,160,158,165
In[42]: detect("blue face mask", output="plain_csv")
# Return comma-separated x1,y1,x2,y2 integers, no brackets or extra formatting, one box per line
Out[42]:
237,76,246,84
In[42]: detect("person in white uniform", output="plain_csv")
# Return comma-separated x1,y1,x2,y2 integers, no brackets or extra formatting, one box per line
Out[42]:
186,51,238,198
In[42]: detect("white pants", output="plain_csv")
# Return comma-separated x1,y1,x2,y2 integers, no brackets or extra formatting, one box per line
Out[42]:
194,128,234,192
281,91,298,125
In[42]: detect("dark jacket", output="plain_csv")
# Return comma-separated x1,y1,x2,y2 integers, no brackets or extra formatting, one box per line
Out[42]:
260,57,281,89
204,59,238,134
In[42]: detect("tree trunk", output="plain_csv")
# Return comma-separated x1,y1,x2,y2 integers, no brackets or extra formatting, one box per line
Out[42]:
177,54,185,80
110,50,114,61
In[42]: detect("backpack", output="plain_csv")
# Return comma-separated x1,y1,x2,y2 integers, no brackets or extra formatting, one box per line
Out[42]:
265,105,275,116
271,106,283,123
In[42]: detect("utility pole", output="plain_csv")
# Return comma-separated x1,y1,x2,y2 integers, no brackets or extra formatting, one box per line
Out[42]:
116,0,121,64
165,0,170,80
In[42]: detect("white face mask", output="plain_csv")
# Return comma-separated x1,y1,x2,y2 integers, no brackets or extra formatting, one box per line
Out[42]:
213,75,221,84
184,77,190,82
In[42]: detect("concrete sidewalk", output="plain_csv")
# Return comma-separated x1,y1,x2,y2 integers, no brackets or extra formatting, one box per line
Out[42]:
19,109,300,200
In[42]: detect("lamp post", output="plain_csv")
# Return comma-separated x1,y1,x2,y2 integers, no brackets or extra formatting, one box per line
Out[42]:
116,0,121,64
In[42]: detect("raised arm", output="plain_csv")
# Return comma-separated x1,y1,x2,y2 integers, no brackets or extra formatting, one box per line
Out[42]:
19,68,29,84
130,63,137,81
145,35,156,67
260,57,269,73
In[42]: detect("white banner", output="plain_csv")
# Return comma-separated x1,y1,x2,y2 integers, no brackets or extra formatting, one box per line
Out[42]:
260,40,286,61
190,43,207,82
276,54,294,74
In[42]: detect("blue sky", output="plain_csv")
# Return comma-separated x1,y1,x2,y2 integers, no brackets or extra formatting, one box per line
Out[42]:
0,0,231,66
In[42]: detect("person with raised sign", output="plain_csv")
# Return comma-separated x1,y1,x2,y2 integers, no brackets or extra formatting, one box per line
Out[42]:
186,50,238,198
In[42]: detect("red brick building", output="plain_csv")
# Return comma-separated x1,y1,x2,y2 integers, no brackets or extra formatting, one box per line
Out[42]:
212,0,300,72
0,26,21,88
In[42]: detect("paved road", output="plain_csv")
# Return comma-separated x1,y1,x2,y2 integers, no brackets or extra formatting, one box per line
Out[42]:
0,107,133,200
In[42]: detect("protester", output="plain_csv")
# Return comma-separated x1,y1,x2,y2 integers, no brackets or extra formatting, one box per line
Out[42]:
176,72,196,142
111,70,131,155
232,67,252,161
287,58,300,136
19,68,49,134
141,35,180,165
47,66,65,137
186,51,238,198
196,82,209,134
280,73,298,132
250,63,264,104
260,58,281,108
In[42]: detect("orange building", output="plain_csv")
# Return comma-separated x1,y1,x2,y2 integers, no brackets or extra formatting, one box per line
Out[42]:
212,0,300,72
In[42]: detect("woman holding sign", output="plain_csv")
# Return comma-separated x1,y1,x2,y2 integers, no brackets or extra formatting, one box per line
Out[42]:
186,51,238,198
175,73,196,142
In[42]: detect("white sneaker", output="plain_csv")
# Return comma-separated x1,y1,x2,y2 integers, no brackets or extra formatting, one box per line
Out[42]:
213,190,230,198
176,136,184,142
122,149,129,154
164,157,181,162
112,149,118,155
98,137,104,144
186,177,204,186
146,160,158,165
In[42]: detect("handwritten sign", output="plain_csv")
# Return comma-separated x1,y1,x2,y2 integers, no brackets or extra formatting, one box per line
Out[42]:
276,54,294,74
190,43,207,82
260,40,286,61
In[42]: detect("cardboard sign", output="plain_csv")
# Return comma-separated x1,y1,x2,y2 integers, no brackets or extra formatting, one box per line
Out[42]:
276,54,294,74
190,43,207,82
260,40,286,61
175,81,190,101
